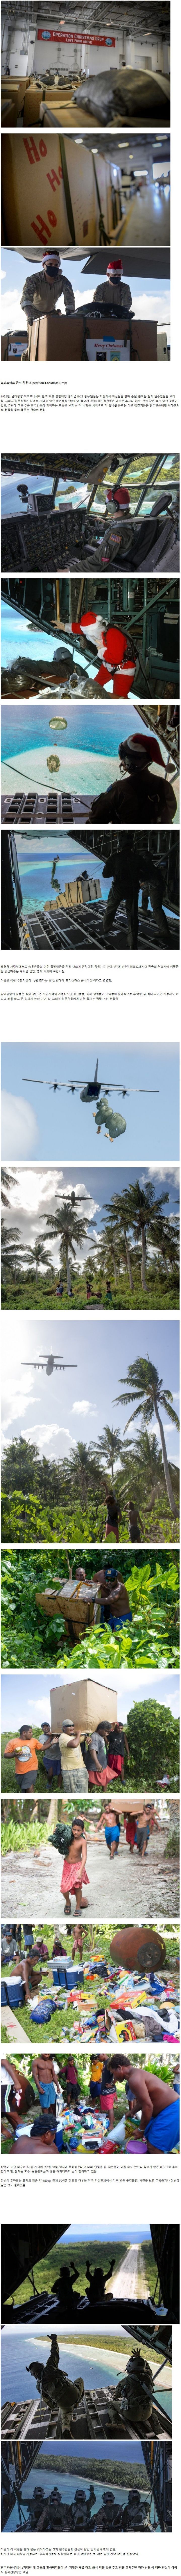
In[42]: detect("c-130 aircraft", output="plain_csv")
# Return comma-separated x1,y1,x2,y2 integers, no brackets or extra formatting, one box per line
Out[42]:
21,1349,77,1377
22,1055,159,1137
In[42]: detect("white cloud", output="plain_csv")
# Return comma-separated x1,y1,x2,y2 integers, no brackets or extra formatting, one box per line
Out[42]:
1,1092,38,1160
72,1399,97,1416
28,1693,50,1716
1,288,24,331
133,289,170,324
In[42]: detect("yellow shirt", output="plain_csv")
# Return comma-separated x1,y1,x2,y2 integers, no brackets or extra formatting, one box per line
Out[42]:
90,2059,103,2084
59,1733,85,1772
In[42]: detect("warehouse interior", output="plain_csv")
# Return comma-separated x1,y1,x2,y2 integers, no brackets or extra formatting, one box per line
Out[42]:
1,4,171,129
1,131,171,253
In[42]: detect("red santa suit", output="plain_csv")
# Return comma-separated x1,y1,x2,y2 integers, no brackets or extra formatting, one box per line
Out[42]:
71,611,136,698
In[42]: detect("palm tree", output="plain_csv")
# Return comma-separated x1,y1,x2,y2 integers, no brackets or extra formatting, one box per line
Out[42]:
47,1194,93,1298
30,1235,49,1287
67,1440,94,1510
98,1423,122,1482
1,1227,23,1288
114,1356,179,1520
103,1179,178,1304
151,1212,179,1285
101,1223,123,1294
1,1169,17,1208
103,1192,134,1296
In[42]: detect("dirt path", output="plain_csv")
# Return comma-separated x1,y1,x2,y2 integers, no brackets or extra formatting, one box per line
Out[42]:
108,2242,147,2301
1,1822,178,1922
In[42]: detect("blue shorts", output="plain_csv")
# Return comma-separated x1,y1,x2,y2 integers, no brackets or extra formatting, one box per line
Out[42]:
146,2097,180,2151
100,1608,132,1630
105,1826,120,1848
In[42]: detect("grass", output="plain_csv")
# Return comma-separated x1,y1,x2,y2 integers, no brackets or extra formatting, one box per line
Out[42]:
1,1264,179,1314
2,1491,179,1546
0,1983,114,2047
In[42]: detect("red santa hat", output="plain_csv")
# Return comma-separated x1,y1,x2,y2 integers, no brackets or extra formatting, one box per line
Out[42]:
129,732,165,764
107,257,123,275
106,486,130,503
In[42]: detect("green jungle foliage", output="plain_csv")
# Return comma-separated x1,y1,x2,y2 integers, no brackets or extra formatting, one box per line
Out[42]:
1,1549,179,1670
1,1260,179,1314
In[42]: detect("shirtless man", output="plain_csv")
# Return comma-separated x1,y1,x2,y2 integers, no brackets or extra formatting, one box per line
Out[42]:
119,2059,180,2151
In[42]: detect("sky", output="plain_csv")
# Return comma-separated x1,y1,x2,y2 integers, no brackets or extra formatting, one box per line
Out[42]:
1,1308,179,1476
1,253,171,342
1,1041,179,1164
59,2224,151,2244
1,1666,179,1735
2,1160,179,1278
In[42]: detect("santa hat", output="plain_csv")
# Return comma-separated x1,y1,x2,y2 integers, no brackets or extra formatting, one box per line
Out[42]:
107,486,130,503
107,257,123,275
129,732,165,764
42,251,61,270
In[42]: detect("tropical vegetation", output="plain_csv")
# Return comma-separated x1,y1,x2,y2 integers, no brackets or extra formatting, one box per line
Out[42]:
1,1177,179,1310
1,1547,179,1670
1,1367,179,1547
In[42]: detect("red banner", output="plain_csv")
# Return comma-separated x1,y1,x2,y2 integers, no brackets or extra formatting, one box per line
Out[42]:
37,29,115,42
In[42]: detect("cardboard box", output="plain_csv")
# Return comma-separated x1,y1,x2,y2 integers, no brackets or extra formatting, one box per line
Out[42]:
50,1676,117,1736
28,310,85,360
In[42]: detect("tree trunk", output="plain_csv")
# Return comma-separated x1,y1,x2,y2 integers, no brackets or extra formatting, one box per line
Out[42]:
65,1240,72,1297
153,1396,177,1517
111,1252,119,1284
47,1795,57,1833
140,1222,147,1293
123,1229,134,1296
36,1255,38,1282
160,1238,170,1276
